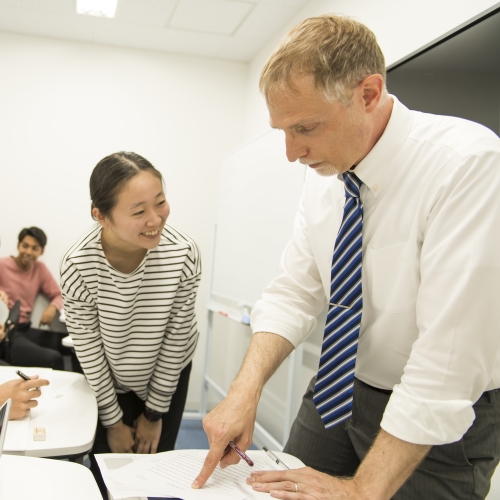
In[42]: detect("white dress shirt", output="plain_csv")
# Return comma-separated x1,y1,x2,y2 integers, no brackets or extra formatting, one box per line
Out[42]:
251,96,500,445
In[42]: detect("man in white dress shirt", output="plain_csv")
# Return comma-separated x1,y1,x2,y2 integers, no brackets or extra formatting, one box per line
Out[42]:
193,14,500,499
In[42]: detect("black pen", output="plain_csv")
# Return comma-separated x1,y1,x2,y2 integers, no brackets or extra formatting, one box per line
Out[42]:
229,441,254,466
16,369,31,381
16,369,39,390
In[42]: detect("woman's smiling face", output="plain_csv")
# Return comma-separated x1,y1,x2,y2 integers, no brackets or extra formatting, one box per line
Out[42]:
101,170,170,251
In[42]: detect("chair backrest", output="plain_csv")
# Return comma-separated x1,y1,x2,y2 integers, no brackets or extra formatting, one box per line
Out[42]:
31,295,66,333
30,294,50,327
0,301,8,325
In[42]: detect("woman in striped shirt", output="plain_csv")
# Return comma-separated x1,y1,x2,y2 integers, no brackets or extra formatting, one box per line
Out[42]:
60,152,201,496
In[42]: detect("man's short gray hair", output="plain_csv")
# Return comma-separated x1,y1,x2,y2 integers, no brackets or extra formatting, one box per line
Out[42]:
260,14,386,106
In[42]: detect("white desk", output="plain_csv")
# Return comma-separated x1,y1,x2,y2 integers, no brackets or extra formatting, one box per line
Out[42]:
0,367,97,457
0,454,101,499
62,334,74,348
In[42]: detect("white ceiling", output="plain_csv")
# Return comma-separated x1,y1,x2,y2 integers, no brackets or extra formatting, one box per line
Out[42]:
0,0,309,62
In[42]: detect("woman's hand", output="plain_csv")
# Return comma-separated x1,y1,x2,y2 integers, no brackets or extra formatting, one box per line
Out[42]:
106,420,135,453
134,413,162,454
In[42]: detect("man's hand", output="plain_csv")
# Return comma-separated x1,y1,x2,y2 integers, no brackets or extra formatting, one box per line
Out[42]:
0,324,5,342
0,375,50,420
39,305,57,327
249,430,431,500
192,332,295,489
192,390,258,488
0,290,8,306
248,467,358,499
106,420,135,453
134,414,162,454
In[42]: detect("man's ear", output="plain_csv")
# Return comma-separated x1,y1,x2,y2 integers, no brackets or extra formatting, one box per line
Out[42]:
360,74,385,113
93,207,109,228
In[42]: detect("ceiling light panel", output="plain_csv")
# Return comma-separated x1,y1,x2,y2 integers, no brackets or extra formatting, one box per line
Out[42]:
77,0,118,18
169,0,254,36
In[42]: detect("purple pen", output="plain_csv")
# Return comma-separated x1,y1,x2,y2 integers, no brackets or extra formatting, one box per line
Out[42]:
229,441,254,466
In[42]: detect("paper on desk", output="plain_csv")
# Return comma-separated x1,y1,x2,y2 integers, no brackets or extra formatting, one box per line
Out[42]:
95,454,178,499
104,450,281,500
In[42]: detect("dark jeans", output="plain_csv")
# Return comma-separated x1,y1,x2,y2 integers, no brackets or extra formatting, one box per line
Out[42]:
90,362,192,499
284,376,500,499
7,324,64,370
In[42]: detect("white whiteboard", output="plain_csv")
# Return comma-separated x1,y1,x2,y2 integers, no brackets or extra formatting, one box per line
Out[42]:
212,129,306,306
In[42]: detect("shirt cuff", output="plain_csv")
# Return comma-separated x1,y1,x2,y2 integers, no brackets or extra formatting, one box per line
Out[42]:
380,384,476,445
99,404,124,428
251,301,317,347
49,298,63,311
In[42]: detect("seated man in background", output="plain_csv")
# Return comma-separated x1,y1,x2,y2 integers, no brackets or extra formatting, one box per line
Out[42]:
0,227,64,369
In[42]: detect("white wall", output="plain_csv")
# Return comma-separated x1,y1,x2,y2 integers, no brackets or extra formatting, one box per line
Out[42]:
243,0,500,140
0,31,248,410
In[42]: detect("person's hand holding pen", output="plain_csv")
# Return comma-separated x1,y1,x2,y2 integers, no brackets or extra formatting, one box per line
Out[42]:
192,387,259,488
0,370,50,420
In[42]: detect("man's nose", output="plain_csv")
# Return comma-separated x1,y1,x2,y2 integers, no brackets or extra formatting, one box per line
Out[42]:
285,134,307,163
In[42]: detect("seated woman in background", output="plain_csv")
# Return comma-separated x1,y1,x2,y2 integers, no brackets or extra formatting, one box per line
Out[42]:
60,152,201,497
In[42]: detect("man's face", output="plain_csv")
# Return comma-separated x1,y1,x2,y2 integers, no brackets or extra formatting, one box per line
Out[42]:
268,75,371,176
16,235,43,270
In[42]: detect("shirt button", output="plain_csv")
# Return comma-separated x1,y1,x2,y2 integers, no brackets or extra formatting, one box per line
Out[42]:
373,184,379,191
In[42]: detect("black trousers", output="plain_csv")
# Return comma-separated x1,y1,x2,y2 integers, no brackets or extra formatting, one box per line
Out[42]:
284,376,500,499
7,324,64,370
90,362,192,499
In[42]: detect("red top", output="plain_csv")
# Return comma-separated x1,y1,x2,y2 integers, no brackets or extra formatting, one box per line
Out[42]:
0,256,63,323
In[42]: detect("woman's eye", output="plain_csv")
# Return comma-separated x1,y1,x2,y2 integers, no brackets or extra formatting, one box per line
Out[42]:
157,200,166,206
133,211,144,216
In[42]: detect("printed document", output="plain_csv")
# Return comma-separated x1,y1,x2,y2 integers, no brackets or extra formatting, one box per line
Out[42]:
97,449,304,500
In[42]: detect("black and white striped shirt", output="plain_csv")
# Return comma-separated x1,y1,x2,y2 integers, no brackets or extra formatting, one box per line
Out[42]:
60,224,201,427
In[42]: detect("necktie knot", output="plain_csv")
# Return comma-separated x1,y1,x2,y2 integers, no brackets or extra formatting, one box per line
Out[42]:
343,172,362,199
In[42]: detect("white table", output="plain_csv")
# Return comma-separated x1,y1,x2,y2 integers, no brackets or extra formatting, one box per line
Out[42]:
0,454,101,499
62,334,74,348
0,367,97,458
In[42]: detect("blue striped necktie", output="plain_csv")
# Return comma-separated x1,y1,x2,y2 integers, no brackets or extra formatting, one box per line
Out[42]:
313,171,363,429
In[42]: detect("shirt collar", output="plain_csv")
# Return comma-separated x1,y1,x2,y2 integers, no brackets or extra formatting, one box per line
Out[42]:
339,95,415,198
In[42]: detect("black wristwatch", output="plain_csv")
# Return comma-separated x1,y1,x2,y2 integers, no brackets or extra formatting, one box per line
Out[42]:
143,407,164,422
